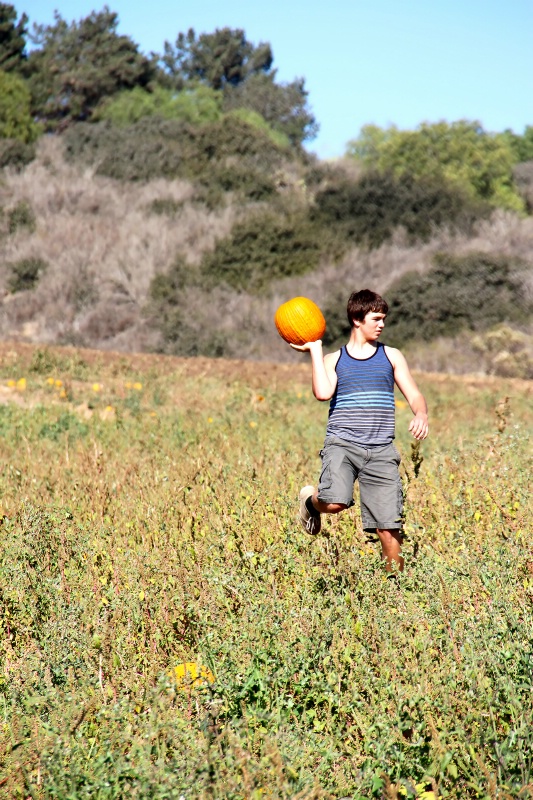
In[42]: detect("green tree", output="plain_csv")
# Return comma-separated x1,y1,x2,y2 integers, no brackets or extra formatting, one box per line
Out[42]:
0,69,40,142
347,120,523,211
25,7,156,128
222,72,318,146
161,27,272,90
161,27,317,147
94,84,222,127
0,3,27,72
500,126,533,164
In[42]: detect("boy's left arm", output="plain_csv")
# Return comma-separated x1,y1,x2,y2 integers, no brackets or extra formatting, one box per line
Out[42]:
386,347,429,440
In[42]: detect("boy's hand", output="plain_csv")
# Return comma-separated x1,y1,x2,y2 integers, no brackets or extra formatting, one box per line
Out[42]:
409,412,429,440
290,340,323,352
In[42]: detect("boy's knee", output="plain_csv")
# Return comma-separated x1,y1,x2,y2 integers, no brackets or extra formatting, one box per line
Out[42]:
318,501,348,514
376,528,403,544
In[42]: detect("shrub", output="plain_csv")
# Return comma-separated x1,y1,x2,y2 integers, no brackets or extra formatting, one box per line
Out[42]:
472,325,533,379
384,252,532,346
200,210,325,292
64,115,289,191
147,262,236,357
7,200,36,234
64,119,187,181
210,162,275,201
224,108,291,150
192,114,289,173
513,161,533,212
311,171,488,249
0,70,41,143
7,256,48,293
0,137,36,170
94,85,223,127
147,197,186,216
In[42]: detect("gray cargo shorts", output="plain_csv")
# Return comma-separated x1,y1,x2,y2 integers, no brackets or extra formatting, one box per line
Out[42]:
317,435,403,532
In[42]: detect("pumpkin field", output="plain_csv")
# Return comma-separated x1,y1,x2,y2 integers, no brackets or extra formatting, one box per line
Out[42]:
0,342,532,799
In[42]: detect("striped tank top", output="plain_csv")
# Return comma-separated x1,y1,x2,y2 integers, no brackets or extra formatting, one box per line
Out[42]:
326,343,395,446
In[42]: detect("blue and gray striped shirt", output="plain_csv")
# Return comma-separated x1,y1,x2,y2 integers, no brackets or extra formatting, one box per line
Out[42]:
326,343,395,446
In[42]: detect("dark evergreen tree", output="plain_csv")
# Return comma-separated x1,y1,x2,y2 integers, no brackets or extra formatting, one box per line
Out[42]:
161,27,273,90
222,71,317,146
0,3,28,72
161,27,317,146
25,7,156,128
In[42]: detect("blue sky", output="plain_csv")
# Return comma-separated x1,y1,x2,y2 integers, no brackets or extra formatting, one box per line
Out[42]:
20,0,533,159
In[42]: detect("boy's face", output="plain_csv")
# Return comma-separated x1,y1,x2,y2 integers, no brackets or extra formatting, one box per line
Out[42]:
357,311,386,340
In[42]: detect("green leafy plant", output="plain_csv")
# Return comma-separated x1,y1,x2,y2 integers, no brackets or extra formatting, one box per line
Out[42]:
7,256,47,292
0,136,35,169
7,199,36,234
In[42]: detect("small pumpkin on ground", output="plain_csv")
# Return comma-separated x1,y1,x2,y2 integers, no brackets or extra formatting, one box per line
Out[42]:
274,296,326,345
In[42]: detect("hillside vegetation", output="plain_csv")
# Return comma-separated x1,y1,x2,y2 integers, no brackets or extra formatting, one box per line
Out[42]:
0,342,532,797
0,3,532,376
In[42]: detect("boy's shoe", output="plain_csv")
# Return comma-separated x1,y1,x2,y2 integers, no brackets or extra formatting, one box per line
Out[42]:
299,486,321,535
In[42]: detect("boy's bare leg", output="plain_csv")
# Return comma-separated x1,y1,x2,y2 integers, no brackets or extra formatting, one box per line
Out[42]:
311,494,347,515
376,528,404,572
309,496,404,573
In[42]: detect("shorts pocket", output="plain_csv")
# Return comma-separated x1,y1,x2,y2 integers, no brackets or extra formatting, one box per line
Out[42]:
318,459,333,494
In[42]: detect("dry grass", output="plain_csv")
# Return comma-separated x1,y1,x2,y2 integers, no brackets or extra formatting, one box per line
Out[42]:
0,137,237,350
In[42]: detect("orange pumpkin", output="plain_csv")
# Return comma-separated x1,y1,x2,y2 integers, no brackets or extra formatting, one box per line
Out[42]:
274,296,326,345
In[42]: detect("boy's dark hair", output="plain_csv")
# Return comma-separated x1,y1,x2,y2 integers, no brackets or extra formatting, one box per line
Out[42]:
347,289,388,326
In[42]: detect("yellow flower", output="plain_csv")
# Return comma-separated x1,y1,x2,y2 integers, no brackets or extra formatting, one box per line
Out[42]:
207,417,213,423
249,421,257,428
92,383,101,392
46,377,55,386
133,382,143,391
170,662,215,690
6,380,15,388
54,379,63,388
16,378,26,391
395,399,408,409
124,381,132,389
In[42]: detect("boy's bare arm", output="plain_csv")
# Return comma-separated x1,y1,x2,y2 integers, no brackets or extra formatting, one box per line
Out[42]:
385,346,429,440
290,340,338,400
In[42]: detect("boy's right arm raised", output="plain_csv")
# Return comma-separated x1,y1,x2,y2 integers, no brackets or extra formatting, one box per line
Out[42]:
290,340,338,400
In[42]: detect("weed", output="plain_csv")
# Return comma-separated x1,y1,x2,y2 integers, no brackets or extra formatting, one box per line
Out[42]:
0,347,530,796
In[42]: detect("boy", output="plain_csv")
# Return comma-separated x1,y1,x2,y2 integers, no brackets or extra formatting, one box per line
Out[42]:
291,289,428,572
